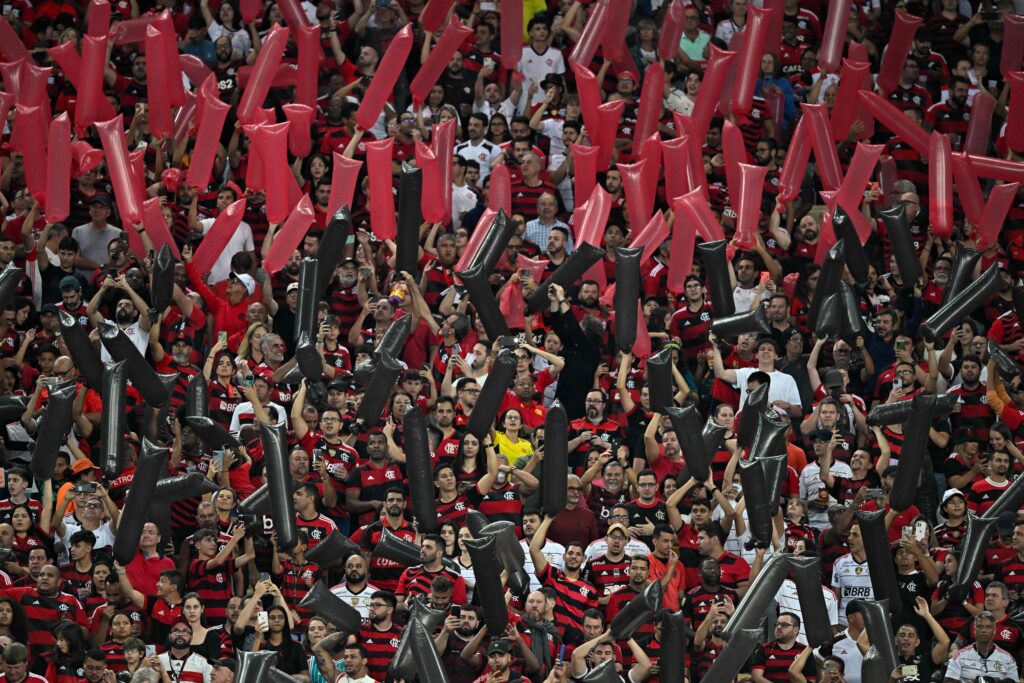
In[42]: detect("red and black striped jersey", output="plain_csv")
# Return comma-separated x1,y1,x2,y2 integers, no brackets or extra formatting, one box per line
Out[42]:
208,381,240,431
325,282,363,336
186,557,235,627
322,342,352,375
346,463,407,527
435,494,469,527
296,514,338,550
606,585,656,665
947,383,995,441
536,563,599,643
153,358,200,410
423,259,456,307
58,562,92,603
582,555,630,601
967,478,1010,516
100,640,128,673
511,180,558,221
357,622,403,682
683,584,738,629
395,565,468,604
750,640,807,682
0,586,88,664
352,520,417,593
935,520,967,549
275,559,320,628
925,101,970,149
468,482,524,529
932,580,983,639
671,301,713,359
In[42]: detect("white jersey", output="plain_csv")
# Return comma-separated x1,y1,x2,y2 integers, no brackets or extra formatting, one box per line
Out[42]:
584,538,649,562
799,461,852,530
815,630,863,683
517,46,566,106
99,321,150,364
522,539,566,592
329,582,381,623
945,642,1019,682
831,554,873,625
199,215,255,284
775,578,840,645
454,139,502,184
732,367,803,411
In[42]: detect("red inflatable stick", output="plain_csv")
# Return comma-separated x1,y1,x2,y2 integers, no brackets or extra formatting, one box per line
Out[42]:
489,163,512,215
243,126,265,191
499,0,522,69
818,0,852,72
415,142,444,223
658,0,686,61
815,190,838,263
145,26,173,138
0,19,29,62
878,155,898,207
12,105,46,203
328,153,362,216
630,211,669,264
859,91,930,154
572,143,601,212
421,0,455,33
19,61,51,114
676,187,725,242
722,120,747,203
835,142,883,243
594,99,625,172
575,185,612,248
96,115,144,225
763,0,784,55
734,163,769,250
666,205,697,292
691,46,735,141
71,140,103,176
366,138,398,240
431,118,456,224
237,24,288,125
48,41,81,84
45,113,71,223
0,61,23,99
778,115,811,201
952,153,984,225
191,197,247,275
155,12,185,107
179,54,213,89
76,35,110,131
732,4,770,117
977,182,1019,250
1007,72,1024,153
109,13,162,43
264,195,316,274
638,134,661,211
660,137,689,203
929,132,954,239
256,122,295,223
633,61,664,147
803,103,843,191
831,60,873,141
294,24,321,109
356,24,413,131
968,155,1024,183
571,0,609,67
186,77,230,190
964,91,994,156
0,93,13,136
602,0,630,61
877,10,923,95
171,90,197,143
238,63,300,89
411,17,474,106
283,104,314,158
619,160,651,235
1003,15,1024,76
278,0,310,29
455,209,497,272
847,40,869,64
142,198,177,258
240,0,262,24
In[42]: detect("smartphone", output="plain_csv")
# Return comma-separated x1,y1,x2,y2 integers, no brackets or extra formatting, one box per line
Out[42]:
212,450,224,470
484,57,495,70
914,520,928,543
218,331,227,344
259,572,270,582
759,271,770,285
520,269,530,278
557,644,566,663
145,644,156,658
257,611,269,630
893,378,902,390
73,482,97,494
901,665,918,677
902,525,913,538
451,605,461,617
243,375,255,388
312,448,323,465
895,339,907,352
865,488,883,499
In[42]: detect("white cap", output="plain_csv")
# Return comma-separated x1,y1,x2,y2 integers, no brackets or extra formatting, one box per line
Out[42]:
229,272,256,296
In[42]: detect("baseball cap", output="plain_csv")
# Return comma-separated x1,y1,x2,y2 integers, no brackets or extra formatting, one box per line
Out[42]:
287,282,300,294
940,488,965,508
70,458,100,475
228,272,256,296
40,304,59,315
327,378,349,392
823,369,845,389
618,70,638,81
89,195,112,208
487,640,511,656
172,332,193,346
210,659,236,672
60,276,81,291
955,427,980,445
809,429,832,442
607,523,629,538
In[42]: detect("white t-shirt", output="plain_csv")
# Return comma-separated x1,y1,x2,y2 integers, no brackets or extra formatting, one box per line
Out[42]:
799,461,852,530
451,183,478,228
946,643,1019,682
522,538,565,592
517,46,566,106
731,367,803,410
775,578,840,645
831,554,873,625
329,582,381,623
158,652,212,683
99,321,150,364
454,139,502,184
199,216,255,284
815,630,863,683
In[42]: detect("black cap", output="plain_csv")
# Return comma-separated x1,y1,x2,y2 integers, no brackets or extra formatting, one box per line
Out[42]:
89,194,112,208
809,429,832,442
487,640,511,656
210,658,236,672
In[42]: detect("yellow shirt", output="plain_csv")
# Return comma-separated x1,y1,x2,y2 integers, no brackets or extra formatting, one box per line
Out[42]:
494,432,534,461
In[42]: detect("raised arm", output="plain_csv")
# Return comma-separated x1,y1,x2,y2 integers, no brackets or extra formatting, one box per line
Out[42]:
529,514,554,576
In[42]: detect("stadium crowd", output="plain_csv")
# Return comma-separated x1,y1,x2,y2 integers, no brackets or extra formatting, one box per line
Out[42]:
5,0,1024,682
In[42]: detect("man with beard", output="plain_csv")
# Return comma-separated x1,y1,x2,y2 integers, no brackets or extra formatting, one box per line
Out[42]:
731,255,770,313
86,273,152,363
568,390,624,472
270,250,302,302
422,234,458,307
72,196,123,274
684,556,739,630
967,449,1011,516
152,332,201,410
570,628,651,682
472,640,531,683
0,565,88,672
547,475,599,547
350,487,414,592
440,51,474,119
155,620,213,681
583,524,634,612
573,280,607,323
948,354,994,441
395,534,467,610
186,187,256,285
921,255,952,315
530,514,598,645
520,510,566,593
524,193,571,255
625,470,670,548
455,113,502,184
176,502,232,575
539,225,570,276
437,604,487,683
330,553,380,622
750,612,808,682
355,590,403,682
292,483,339,551
210,35,241,103
581,455,629,536
925,76,971,149
255,333,300,394
767,293,795,346
605,554,653,628
325,259,365,336
644,416,686,484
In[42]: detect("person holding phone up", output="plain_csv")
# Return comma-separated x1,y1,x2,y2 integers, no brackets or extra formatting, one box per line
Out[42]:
86,273,152,364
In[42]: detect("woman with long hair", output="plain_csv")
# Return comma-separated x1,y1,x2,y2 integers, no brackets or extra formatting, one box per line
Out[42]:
183,593,224,661
47,621,87,683
494,409,532,461
930,550,984,639
237,322,270,368
0,597,28,645
455,526,476,601
9,504,51,563
253,604,306,675
205,341,241,430
99,612,134,672
487,113,511,145
84,560,114,615
439,520,459,558
453,432,483,489
200,0,252,60
791,263,821,334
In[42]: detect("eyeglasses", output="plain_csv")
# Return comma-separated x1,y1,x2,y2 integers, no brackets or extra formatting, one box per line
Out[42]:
896,369,915,376
321,417,340,423
82,502,102,509
170,628,192,634
777,621,797,628
567,486,581,492
463,388,480,393
638,482,657,487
